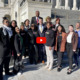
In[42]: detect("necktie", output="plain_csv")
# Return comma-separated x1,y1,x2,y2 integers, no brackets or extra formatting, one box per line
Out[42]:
40,26,43,33
37,17,38,24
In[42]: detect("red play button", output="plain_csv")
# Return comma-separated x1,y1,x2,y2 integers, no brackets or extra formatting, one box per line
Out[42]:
36,37,46,44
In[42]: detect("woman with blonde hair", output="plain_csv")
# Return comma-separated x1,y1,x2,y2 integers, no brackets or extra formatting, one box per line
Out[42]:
66,25,78,74
44,16,53,27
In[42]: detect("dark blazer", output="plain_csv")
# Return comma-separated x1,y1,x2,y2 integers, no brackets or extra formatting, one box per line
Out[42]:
53,24,65,32
31,16,43,25
0,28,11,58
14,34,23,55
38,25,46,37
67,32,78,51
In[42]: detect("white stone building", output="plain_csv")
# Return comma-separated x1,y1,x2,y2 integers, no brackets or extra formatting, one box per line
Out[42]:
0,0,52,26
0,0,80,27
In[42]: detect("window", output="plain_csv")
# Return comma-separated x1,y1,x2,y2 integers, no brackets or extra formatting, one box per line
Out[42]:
15,12,17,20
4,0,8,4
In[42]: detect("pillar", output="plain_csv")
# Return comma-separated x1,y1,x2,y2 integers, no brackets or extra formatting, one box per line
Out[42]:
72,0,78,10
65,0,70,10
55,0,61,9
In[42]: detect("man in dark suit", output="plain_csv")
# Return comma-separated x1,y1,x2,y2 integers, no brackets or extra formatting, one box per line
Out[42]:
0,17,13,80
31,11,43,26
38,18,46,63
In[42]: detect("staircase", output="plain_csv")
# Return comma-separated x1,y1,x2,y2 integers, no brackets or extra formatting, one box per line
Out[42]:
51,8,80,32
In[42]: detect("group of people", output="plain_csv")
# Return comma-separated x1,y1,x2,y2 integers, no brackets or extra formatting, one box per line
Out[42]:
0,10,80,80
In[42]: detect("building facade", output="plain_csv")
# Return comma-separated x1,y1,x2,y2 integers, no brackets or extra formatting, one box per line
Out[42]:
0,0,80,26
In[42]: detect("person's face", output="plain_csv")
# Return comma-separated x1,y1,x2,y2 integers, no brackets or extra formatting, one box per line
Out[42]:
3,20,9,27
47,19,51,23
56,20,60,24
25,21,29,26
15,27,20,33
69,26,74,32
58,26,62,32
12,21,16,27
31,27,34,30
20,26,24,30
39,19,43,25
36,11,39,17
47,23,51,29
76,23,80,29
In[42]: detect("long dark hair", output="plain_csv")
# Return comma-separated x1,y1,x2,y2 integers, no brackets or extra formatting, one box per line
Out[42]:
24,19,30,25
57,25,65,33
30,24,37,31
10,20,17,28
10,20,17,35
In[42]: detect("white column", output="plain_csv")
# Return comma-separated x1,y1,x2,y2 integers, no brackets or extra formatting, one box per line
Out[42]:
65,0,70,10
0,0,4,7
37,0,41,1
8,0,11,7
55,0,61,9
51,0,53,4
51,0,54,7
42,0,45,1
47,0,50,3
72,0,78,10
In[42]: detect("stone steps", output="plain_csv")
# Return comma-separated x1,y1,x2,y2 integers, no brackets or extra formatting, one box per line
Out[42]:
51,8,80,20
51,8,80,32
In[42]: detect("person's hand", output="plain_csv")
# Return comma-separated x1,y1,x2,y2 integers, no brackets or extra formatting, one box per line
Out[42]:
17,53,21,56
49,47,52,50
73,50,76,52
52,28,56,31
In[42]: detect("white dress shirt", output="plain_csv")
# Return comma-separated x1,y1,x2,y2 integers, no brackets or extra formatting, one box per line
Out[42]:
39,25,44,33
67,34,73,43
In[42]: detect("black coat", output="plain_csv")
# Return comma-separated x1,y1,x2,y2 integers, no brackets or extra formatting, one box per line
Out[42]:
45,28,55,47
31,16,43,25
20,30,28,47
10,27,16,51
0,28,11,58
28,29,39,45
14,34,23,55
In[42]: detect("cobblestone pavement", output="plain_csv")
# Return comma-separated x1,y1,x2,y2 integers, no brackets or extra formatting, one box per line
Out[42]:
3,61,80,80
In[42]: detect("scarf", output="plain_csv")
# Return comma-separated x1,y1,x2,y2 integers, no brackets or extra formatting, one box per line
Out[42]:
2,25,13,38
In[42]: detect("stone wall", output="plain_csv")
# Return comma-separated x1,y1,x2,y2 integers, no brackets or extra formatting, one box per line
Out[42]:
17,0,52,26
0,8,11,26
